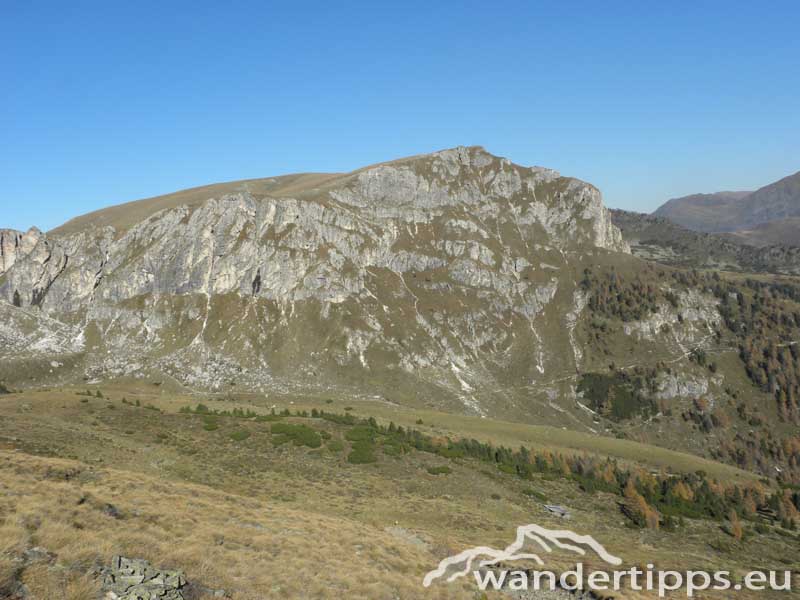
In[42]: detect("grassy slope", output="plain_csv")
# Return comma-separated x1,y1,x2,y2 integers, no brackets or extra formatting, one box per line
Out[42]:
40,381,756,480
49,172,341,236
48,146,565,240
3,385,795,600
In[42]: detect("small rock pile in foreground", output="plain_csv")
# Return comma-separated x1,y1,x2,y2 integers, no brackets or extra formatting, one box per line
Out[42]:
99,556,187,600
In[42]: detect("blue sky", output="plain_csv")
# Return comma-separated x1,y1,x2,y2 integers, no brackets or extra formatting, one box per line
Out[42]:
2,1,798,231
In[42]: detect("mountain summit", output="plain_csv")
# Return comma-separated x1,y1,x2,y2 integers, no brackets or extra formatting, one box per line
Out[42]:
0,146,628,415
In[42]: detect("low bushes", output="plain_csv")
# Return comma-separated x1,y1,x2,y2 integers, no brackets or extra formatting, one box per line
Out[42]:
426,466,452,475
270,423,322,448
347,440,377,464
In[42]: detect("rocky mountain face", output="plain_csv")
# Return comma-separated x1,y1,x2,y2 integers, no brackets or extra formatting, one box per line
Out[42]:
0,227,42,276
653,171,800,241
0,147,631,416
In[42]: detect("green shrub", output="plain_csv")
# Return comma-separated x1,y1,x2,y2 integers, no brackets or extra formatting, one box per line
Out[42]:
577,372,656,421
270,423,322,448
522,488,547,501
436,445,464,459
709,538,733,553
327,439,345,453
382,438,407,456
347,440,377,464
203,417,219,431
255,414,282,422
319,411,358,425
345,426,377,442
426,466,452,475
382,444,402,457
229,430,251,442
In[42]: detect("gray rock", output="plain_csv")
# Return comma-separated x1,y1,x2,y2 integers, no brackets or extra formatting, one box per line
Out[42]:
0,227,42,276
99,556,187,600
0,147,629,414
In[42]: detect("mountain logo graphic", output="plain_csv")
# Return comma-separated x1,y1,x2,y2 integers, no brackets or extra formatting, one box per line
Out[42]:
423,523,622,587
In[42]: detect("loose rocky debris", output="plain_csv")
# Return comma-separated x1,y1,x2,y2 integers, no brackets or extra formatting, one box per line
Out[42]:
506,586,596,600
543,504,571,519
99,556,188,600
98,556,228,600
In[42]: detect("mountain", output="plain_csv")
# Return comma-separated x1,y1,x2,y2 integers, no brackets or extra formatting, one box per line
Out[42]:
5,146,800,484
738,170,800,228
0,146,629,418
652,191,751,232
724,216,800,247
611,209,800,274
652,171,800,240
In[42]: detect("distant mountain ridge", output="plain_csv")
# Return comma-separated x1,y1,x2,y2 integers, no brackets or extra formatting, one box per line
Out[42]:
611,209,800,275
653,191,751,232
653,171,800,243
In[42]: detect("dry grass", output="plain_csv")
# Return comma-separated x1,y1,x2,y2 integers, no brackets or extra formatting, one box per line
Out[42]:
0,388,797,599
50,172,342,237
0,450,480,599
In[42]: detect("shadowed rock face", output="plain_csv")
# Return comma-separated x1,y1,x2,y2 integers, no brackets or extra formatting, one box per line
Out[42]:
0,147,628,413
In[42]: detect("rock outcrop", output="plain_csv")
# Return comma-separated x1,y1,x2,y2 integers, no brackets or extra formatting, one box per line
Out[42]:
0,147,630,415
99,556,187,600
0,227,42,277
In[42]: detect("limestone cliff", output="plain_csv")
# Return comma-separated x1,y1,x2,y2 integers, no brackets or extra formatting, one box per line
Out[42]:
0,227,42,277
0,147,630,415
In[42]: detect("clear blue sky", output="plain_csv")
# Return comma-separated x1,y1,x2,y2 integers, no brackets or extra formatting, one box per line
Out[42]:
2,1,799,231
